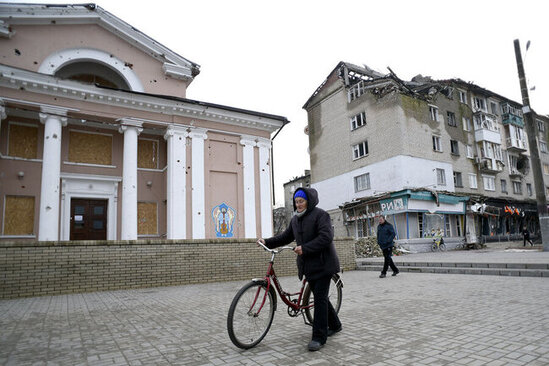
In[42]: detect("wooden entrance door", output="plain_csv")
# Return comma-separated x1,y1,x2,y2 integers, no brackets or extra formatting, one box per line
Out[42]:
70,199,108,240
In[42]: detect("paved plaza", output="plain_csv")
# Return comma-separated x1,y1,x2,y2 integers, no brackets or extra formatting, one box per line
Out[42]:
1,250,549,365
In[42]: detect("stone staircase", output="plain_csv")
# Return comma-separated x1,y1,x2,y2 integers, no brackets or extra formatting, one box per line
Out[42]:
356,258,549,277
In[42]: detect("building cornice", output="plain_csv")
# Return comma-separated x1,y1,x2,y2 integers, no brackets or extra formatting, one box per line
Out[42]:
0,3,199,82
0,64,286,133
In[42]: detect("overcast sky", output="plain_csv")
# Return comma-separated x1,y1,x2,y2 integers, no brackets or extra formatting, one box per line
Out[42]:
8,0,548,206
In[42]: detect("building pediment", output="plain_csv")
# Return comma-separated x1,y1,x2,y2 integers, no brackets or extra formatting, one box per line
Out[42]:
0,3,199,82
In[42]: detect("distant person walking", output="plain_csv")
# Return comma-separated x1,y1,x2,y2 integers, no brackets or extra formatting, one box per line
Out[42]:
522,226,533,246
377,215,399,278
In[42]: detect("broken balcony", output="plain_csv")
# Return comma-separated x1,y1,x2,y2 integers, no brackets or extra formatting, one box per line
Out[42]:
477,158,504,173
506,137,527,152
474,112,501,144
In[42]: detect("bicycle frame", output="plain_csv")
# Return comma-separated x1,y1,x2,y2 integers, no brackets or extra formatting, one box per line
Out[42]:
250,244,313,317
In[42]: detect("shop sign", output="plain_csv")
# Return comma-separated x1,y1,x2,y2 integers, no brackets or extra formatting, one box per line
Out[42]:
381,197,406,213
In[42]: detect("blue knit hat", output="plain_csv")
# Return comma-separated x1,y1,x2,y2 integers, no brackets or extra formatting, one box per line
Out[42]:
294,190,307,201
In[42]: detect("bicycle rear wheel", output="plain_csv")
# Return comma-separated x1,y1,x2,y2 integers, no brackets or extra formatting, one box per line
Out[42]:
303,274,343,325
227,281,276,349
439,242,447,251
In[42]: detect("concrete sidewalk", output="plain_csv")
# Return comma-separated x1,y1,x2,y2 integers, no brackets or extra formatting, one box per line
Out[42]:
1,247,549,365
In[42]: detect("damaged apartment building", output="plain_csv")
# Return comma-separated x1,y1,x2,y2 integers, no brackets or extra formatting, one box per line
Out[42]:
0,3,288,242
303,62,549,251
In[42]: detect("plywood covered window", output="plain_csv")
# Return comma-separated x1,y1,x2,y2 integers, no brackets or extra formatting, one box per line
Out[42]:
3,196,35,235
8,123,38,159
138,138,158,169
138,202,157,235
68,130,112,165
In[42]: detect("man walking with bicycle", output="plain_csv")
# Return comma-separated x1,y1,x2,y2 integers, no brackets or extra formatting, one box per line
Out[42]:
257,187,342,352
377,215,399,278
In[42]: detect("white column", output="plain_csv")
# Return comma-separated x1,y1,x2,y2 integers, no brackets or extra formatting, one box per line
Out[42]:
38,107,67,241
164,125,189,239
190,128,208,239
257,138,273,238
240,136,257,238
119,119,143,240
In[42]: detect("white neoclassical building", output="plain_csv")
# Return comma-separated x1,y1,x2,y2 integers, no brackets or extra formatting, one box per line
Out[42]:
0,3,288,241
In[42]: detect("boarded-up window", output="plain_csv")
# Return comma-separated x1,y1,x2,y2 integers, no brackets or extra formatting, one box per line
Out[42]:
8,123,38,159
4,196,35,235
138,202,157,235
138,139,158,169
68,130,112,165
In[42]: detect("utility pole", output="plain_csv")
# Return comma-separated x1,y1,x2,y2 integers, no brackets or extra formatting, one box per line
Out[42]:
514,39,549,251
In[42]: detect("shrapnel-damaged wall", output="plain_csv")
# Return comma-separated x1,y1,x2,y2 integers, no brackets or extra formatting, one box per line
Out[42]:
0,238,356,299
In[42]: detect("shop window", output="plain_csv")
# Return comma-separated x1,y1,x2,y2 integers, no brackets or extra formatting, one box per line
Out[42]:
138,202,157,235
8,123,38,159
68,130,112,165
3,196,35,235
138,138,159,169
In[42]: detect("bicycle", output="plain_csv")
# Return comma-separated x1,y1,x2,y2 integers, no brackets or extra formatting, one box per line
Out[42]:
431,236,447,252
227,241,343,349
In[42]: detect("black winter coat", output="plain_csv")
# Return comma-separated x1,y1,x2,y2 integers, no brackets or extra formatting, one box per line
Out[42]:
265,187,340,281
377,221,396,250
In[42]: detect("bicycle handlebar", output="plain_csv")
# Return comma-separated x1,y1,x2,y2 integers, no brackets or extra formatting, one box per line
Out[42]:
257,240,295,254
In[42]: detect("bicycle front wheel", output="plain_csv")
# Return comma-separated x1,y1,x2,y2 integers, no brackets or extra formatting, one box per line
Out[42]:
303,274,343,325
439,242,447,251
431,242,438,251
227,281,276,349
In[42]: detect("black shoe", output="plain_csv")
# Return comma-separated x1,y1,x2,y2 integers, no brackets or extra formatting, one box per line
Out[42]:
328,326,342,337
392,271,399,276
308,340,324,351
379,273,386,278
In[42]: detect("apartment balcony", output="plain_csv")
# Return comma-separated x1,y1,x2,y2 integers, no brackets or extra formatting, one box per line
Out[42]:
506,137,527,152
502,113,524,127
509,168,524,178
476,157,504,173
475,127,501,144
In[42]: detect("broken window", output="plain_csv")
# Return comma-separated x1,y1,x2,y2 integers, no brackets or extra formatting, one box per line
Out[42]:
490,101,499,115
462,117,472,131
429,105,439,122
512,181,522,195
537,119,545,132
352,141,368,159
68,130,113,165
454,172,463,187
540,141,548,153
432,135,442,152
447,111,457,127
450,140,459,155
459,90,468,104
3,196,35,235
527,183,533,197
138,138,158,169
473,97,487,112
466,145,474,159
8,122,38,159
350,112,366,130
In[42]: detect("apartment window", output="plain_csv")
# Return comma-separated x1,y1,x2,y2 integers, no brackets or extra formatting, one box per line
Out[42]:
454,172,463,187
462,117,472,131
490,101,499,115
350,111,367,130
352,141,368,159
540,141,548,154
450,140,459,155
447,111,457,127
483,175,495,191
501,179,508,193
469,173,478,189
436,168,446,185
473,96,486,111
538,119,545,132
459,90,467,104
429,105,439,122
544,164,549,175
354,173,370,192
466,145,474,159
527,183,533,197
432,135,442,152
513,181,522,195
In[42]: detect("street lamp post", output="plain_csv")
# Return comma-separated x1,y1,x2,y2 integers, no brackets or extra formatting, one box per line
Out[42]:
514,39,549,252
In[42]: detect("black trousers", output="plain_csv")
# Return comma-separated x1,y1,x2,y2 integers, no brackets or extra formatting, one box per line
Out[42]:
381,247,399,274
307,274,342,344
523,236,533,246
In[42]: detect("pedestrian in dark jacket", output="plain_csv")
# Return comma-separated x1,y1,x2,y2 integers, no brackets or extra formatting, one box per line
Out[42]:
257,187,341,352
377,215,399,278
522,226,533,246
